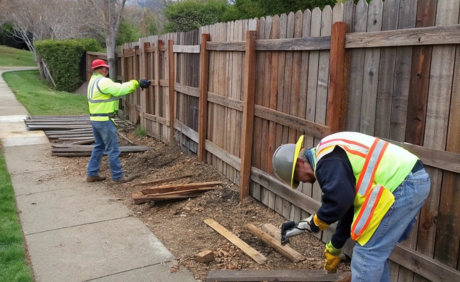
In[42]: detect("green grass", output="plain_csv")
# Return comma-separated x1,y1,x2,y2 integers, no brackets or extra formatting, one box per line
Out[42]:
135,128,146,137
0,46,36,67
2,70,88,116
0,150,34,282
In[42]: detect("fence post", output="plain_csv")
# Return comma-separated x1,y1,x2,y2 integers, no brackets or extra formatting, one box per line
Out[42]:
140,42,150,130
239,30,257,200
168,39,175,141
198,34,210,162
327,22,348,133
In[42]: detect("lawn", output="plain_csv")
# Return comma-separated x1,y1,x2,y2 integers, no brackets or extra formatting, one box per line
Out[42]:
0,45,36,67
0,150,34,282
2,70,88,116
0,45,87,281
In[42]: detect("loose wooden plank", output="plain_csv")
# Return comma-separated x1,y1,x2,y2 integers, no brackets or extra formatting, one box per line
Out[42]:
246,224,305,263
141,181,222,194
206,269,352,282
133,174,193,187
132,192,203,204
204,219,267,264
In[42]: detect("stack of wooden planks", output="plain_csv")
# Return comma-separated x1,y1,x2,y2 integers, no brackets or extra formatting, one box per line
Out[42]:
25,115,151,156
132,180,222,204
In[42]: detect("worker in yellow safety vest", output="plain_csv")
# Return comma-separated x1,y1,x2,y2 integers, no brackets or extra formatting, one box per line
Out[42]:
272,131,430,282
86,59,150,183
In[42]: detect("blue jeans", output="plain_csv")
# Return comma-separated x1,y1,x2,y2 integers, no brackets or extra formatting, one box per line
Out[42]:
87,120,123,180
351,169,430,282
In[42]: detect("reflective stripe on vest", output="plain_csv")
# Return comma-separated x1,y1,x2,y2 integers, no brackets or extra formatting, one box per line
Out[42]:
314,135,395,245
88,77,118,103
352,185,384,240
356,139,389,196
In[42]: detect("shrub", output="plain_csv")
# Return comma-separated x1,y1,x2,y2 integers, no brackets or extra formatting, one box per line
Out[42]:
35,39,102,92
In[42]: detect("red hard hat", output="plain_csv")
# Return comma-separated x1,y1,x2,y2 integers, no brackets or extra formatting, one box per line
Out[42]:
91,59,109,70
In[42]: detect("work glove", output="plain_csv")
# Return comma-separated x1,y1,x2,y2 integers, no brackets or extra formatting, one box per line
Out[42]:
280,214,315,245
323,241,342,273
139,79,151,90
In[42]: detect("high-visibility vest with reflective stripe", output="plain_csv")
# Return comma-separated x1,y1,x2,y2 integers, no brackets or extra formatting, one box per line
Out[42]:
313,132,417,245
87,74,137,121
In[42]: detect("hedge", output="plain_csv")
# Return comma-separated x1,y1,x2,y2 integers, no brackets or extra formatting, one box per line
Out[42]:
35,39,101,92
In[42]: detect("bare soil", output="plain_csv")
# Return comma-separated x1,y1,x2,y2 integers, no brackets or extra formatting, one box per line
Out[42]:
56,127,350,281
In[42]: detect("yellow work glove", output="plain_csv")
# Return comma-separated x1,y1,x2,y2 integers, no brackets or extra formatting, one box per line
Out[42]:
323,241,341,273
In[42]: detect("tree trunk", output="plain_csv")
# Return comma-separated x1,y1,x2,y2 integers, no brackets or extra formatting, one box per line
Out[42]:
106,36,117,81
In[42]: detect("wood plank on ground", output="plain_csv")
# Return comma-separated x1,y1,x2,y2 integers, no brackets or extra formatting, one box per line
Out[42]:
141,181,222,194
204,219,267,264
246,224,305,263
205,269,352,282
133,174,193,187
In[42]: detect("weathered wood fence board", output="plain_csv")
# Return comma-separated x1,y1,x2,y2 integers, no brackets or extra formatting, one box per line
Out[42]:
84,0,460,280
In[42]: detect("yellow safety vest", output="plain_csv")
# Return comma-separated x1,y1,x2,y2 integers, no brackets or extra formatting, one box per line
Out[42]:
311,132,418,246
87,74,138,121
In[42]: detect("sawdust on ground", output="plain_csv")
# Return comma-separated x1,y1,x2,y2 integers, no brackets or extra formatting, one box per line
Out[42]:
56,126,351,281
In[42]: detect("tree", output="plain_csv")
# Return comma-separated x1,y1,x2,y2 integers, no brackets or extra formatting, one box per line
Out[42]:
0,0,96,78
163,0,230,33
82,0,128,80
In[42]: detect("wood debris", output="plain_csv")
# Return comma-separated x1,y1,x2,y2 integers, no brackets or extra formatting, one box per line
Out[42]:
132,181,222,204
246,224,305,263
206,269,352,282
204,218,267,265
195,250,214,263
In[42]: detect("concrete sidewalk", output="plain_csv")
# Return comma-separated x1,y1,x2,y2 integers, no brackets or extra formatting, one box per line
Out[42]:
0,68,198,282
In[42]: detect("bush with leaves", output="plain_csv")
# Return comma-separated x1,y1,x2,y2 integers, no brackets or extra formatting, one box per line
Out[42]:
35,38,102,92
164,0,230,33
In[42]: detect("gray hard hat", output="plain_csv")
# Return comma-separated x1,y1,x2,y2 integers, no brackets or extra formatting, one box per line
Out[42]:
272,135,304,188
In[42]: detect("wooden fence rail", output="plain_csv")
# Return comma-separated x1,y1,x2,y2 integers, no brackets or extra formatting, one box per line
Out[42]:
84,0,460,280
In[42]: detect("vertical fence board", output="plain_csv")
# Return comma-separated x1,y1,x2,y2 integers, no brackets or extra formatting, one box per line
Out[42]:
426,0,459,271
346,0,368,132
359,0,383,135
374,0,399,139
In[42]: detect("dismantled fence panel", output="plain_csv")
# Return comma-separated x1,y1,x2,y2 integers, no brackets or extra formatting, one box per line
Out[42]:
82,0,460,280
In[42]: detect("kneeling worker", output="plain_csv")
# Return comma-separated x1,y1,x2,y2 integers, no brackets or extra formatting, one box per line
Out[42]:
86,59,150,183
272,131,430,282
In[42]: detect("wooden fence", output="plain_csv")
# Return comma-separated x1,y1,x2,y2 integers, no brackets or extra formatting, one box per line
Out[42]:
85,0,460,281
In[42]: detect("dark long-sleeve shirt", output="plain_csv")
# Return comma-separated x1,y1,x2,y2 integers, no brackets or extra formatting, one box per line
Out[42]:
314,146,356,248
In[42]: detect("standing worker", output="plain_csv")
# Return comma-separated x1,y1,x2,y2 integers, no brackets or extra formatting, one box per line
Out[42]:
86,59,150,183
272,131,430,282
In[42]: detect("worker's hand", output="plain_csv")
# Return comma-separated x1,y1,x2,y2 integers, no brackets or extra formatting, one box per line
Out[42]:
139,79,151,90
323,241,341,273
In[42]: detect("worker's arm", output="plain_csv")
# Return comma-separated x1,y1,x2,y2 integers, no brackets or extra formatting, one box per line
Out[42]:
99,77,139,97
310,146,356,234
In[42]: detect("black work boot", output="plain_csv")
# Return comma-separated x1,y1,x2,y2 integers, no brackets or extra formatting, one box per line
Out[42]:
86,175,106,182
